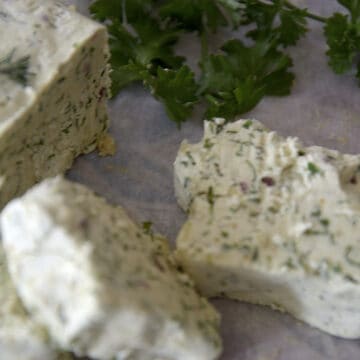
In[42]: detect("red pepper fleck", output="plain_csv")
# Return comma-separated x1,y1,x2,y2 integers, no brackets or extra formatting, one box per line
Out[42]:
261,176,275,186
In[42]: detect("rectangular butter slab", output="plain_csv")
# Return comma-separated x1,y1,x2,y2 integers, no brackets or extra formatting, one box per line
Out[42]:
0,0,110,208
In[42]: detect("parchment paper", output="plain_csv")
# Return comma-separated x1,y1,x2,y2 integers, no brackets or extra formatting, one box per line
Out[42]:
68,1,360,359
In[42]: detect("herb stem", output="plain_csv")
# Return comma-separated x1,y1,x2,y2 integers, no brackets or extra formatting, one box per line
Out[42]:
200,31,209,63
281,0,327,23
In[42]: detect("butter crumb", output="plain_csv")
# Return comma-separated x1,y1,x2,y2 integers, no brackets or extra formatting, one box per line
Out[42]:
97,133,116,156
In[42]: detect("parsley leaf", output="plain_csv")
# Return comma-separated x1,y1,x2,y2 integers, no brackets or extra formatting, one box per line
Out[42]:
90,0,358,124
105,17,184,95
159,0,242,32
91,0,201,124
308,162,321,175
241,0,308,47
90,0,123,21
324,1,360,84
91,0,155,23
147,66,199,126
200,37,294,120
159,0,227,32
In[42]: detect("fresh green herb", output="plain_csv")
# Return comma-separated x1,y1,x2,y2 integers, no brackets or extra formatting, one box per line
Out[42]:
199,37,294,119
185,151,197,165
324,1,360,84
204,138,214,149
207,186,215,207
320,218,330,227
243,120,253,129
91,0,360,124
307,162,321,175
142,221,153,235
246,159,257,182
304,229,325,236
311,208,321,217
284,257,296,269
241,0,310,47
0,49,31,86
147,66,199,126
268,206,279,213
332,263,342,273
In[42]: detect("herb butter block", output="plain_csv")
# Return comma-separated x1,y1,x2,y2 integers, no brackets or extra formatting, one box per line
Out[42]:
175,119,360,338
0,0,110,209
1,177,222,360
0,245,72,360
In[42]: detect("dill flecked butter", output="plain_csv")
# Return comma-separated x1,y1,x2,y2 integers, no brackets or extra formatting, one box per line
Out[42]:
0,0,110,208
175,118,360,338
1,176,222,360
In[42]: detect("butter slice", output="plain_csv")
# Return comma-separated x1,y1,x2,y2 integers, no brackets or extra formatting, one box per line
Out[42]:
0,0,110,208
1,177,221,360
175,119,360,338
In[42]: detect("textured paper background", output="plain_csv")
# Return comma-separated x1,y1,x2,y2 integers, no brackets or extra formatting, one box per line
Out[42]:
68,1,360,359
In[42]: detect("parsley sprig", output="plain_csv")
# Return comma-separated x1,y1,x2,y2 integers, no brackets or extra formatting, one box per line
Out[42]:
91,0,360,125
324,0,360,83
199,37,294,119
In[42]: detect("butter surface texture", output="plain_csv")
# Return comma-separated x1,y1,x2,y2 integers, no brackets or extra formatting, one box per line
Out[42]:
0,0,110,208
175,119,360,338
1,177,221,360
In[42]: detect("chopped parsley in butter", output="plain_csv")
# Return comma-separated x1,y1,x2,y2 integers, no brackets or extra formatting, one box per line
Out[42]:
175,118,360,338
0,246,71,359
1,176,221,360
0,0,111,208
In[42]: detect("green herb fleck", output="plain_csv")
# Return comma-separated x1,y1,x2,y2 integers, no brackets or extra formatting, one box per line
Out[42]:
307,162,320,175
142,221,153,235
185,151,196,165
246,160,257,182
0,49,31,86
332,263,342,273
304,229,325,236
284,258,296,269
251,247,259,261
320,218,330,227
204,138,214,149
268,206,279,214
207,186,215,208
311,208,321,217
324,3,360,86
243,120,253,129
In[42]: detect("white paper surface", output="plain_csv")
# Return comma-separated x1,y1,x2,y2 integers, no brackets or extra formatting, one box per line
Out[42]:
69,1,360,359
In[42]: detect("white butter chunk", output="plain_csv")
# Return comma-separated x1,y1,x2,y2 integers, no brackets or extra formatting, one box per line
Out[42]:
0,0,110,208
1,177,221,360
174,119,360,338
0,245,71,359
